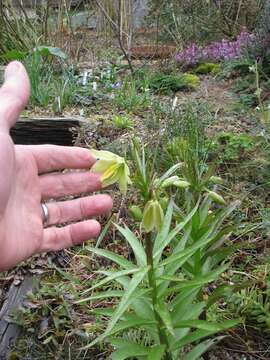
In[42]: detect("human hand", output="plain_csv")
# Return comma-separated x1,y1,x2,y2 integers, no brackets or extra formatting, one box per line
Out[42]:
0,61,113,271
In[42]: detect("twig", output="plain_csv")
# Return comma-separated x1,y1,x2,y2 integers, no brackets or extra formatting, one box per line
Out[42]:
95,0,134,75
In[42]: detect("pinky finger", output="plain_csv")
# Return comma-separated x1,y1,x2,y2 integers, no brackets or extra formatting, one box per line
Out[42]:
42,220,101,252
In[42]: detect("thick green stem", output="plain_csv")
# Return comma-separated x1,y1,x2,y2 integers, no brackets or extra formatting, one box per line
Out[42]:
145,233,171,359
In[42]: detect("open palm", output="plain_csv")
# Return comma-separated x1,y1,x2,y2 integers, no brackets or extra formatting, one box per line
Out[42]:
0,62,112,270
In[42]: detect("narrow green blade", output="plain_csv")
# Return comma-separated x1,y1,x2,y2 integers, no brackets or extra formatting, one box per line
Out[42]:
82,268,140,296
111,340,148,360
163,263,229,296
171,319,239,351
153,199,173,254
154,201,199,262
108,313,156,337
86,246,135,269
147,345,166,360
174,319,240,332
75,290,124,304
156,301,175,337
115,224,147,266
183,336,224,360
81,266,149,350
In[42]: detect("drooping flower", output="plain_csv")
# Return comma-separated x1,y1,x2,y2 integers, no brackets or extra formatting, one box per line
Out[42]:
142,200,164,233
90,149,131,194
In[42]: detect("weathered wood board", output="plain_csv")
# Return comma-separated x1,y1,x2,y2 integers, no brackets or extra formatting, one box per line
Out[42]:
0,276,35,359
10,117,87,146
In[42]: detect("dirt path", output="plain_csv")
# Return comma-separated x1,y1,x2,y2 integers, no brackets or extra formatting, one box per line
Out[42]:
176,76,258,135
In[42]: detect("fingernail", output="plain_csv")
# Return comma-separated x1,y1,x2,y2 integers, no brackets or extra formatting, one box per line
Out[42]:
5,61,21,80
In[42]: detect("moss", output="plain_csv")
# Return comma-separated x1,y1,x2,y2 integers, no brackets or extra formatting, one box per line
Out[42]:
193,62,221,75
181,73,200,90
8,353,20,360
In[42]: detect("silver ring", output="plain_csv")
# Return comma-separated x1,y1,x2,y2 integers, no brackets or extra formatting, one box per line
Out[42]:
41,203,49,226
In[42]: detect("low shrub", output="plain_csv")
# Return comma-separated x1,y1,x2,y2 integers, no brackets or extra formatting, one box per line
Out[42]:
148,73,200,94
175,32,254,67
193,63,221,75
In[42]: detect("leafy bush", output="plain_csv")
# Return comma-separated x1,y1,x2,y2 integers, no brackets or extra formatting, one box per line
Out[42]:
210,133,257,162
226,268,270,332
148,73,200,94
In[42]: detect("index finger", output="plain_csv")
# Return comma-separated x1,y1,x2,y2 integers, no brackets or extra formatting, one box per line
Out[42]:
20,144,97,173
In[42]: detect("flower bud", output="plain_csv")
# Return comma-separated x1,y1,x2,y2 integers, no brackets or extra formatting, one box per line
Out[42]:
160,176,180,189
159,196,169,210
208,190,226,205
173,180,190,188
142,200,164,232
129,205,143,221
209,176,223,184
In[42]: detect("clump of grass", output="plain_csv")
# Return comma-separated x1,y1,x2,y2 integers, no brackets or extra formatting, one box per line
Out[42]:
112,114,134,130
112,77,150,113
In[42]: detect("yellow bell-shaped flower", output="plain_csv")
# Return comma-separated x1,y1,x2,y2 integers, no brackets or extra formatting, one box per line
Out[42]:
90,149,131,194
142,200,164,233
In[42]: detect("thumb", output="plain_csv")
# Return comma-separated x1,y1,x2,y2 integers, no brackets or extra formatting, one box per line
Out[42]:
0,61,30,133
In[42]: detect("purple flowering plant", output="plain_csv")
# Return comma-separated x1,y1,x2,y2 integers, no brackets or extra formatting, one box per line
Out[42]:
176,31,254,66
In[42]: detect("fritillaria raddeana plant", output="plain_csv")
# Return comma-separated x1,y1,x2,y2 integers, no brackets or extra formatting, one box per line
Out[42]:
76,145,240,359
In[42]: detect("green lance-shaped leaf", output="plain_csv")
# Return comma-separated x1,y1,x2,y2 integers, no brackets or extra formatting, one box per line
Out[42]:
171,319,239,351
89,289,151,317
153,199,174,255
153,200,199,263
90,149,131,194
105,266,149,333
85,246,136,270
155,301,175,337
75,290,125,304
110,339,166,360
115,224,147,267
183,336,225,360
142,200,164,232
147,345,166,360
81,266,149,350
161,263,230,297
158,223,221,269
81,268,140,296
110,338,149,360
108,313,156,337
174,319,238,332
